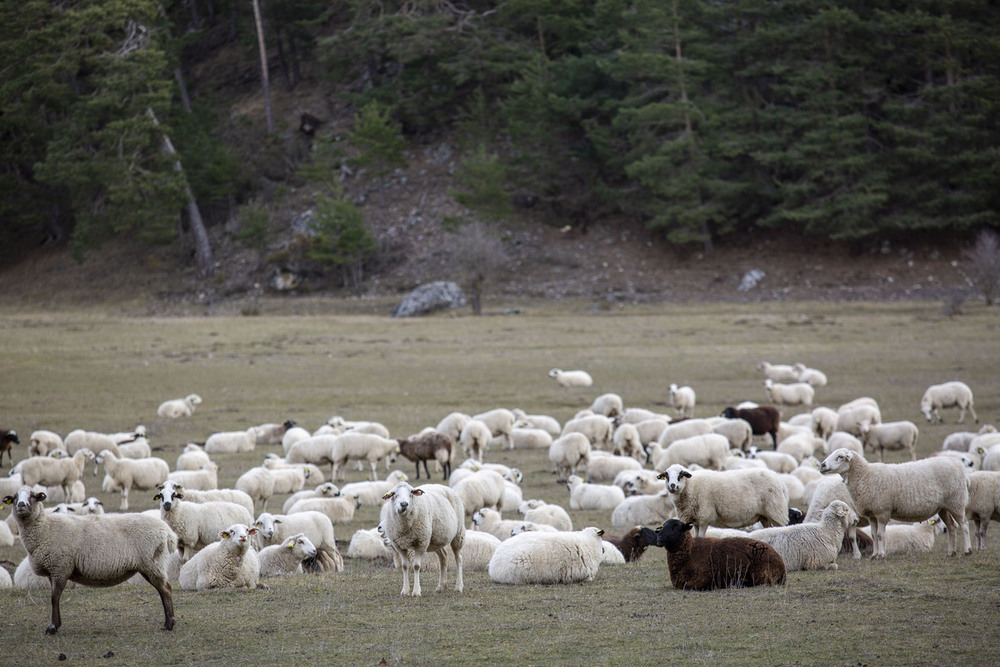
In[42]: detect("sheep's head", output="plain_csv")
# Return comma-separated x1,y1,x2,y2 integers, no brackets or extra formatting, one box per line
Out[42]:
657,465,692,494
4,486,45,519
155,484,184,511
219,524,256,549
383,482,421,515
253,514,277,540
819,448,855,475
655,519,693,550
825,500,857,527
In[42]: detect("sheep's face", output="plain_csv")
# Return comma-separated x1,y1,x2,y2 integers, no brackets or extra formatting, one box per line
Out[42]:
658,465,692,494
655,519,693,550
721,407,737,420
819,449,854,475
471,509,485,526
4,486,45,519
155,486,183,511
319,483,339,496
288,534,317,559
254,515,276,540
2,430,19,444
220,524,255,549
383,482,422,515
825,501,858,527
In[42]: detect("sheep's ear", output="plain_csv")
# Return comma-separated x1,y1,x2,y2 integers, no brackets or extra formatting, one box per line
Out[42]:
679,470,692,479
156,483,165,490
287,540,296,549
382,491,395,501
274,518,282,524
655,471,667,480
248,527,258,536
220,530,231,539
153,493,162,501
253,520,262,527
596,529,605,537
411,489,424,496
682,522,694,533
33,491,47,502
2,496,12,506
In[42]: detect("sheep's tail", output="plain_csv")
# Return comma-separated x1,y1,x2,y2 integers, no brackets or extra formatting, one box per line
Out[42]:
165,529,179,554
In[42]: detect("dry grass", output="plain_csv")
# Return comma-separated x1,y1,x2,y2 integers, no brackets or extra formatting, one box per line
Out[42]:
1,298,999,666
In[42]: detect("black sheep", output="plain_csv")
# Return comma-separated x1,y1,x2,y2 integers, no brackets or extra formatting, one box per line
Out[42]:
721,406,781,450
641,519,786,591
0,427,20,468
603,526,653,562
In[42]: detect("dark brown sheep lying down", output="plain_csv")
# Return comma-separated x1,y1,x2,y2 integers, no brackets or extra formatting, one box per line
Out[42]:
641,519,786,591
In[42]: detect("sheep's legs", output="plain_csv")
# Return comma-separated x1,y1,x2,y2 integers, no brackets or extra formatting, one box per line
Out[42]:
434,550,448,593
46,576,67,634
411,554,423,597
453,545,464,593
142,572,176,631
120,488,130,512
848,525,861,559
870,519,885,560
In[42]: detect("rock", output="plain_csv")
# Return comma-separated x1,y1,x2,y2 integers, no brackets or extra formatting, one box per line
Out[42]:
390,281,466,318
738,269,765,292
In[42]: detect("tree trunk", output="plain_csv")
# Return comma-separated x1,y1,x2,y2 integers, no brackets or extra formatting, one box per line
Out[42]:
174,67,192,114
252,0,274,133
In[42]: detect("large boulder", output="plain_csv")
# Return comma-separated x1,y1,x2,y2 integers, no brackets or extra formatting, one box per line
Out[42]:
390,281,466,318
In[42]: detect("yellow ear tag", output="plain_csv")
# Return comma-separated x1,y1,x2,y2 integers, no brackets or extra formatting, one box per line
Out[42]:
287,541,295,549
382,491,394,500
221,532,230,538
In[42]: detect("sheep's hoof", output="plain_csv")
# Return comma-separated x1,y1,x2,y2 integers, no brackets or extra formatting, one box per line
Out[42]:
870,554,885,561
45,626,58,635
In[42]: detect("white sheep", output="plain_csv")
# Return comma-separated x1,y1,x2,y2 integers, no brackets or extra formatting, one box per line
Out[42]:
548,368,593,388
471,507,529,541
155,483,254,562
518,499,574,531
632,418,671,447
859,419,919,462
347,527,395,560
511,409,561,437
205,427,257,454
488,527,604,585
339,469,409,506
757,361,799,382
380,481,465,597
471,408,516,450
19,449,93,502
614,469,666,496
235,466,305,512
658,464,790,536
64,430,121,458
858,518,944,556
258,532,317,577
610,490,676,529
710,418,753,453
590,393,625,418
826,431,865,457
118,435,152,459
549,432,591,483
566,475,625,511
286,493,360,525
157,480,255,516
818,448,971,558
285,434,339,469
509,522,560,536
921,381,978,424
657,418,713,447
764,378,815,408
281,426,312,453
748,447,799,474
253,510,344,571
561,414,614,451
176,443,213,471
942,425,996,452
3,486,176,634
652,433,731,471
746,500,857,571
282,482,341,514
668,384,697,419
167,462,219,491
611,423,644,461
453,469,506,517
835,403,883,436
810,407,839,440
509,427,553,451
329,432,400,482
0,563,10,589
178,523,260,590
966,471,1000,550
793,363,828,387
584,452,643,482
435,412,472,446
459,419,493,462
28,430,64,457
157,393,202,418
776,433,827,462
98,450,170,511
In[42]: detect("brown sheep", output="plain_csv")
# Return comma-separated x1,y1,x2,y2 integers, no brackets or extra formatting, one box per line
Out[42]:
603,526,653,563
392,430,452,480
722,406,780,450
1,427,20,468
640,519,786,590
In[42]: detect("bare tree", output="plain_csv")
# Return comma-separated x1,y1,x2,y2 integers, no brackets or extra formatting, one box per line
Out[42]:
963,229,1000,305
444,221,507,315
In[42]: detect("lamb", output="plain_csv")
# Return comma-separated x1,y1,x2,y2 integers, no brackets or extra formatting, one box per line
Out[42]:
548,368,593,388
793,363,828,387
472,507,529,541
176,444,213,471
3,486,175,634
338,469,409,506
19,449,93,502
253,510,344,571
585,452,643,482
157,393,202,418
380,481,465,597
459,419,493,462
641,519,786,590
97,450,170,511
257,532,317,577
721,406,780,449
64,429,120,458
611,423,644,460
921,380,978,424
155,483,254,562
651,433,730,471
757,361,799,383
28,430,63,457
329,432,400,482
488,527,605,585
286,493,360,525
659,464,790,536
764,378,815,408
549,432,592,483
590,393,625,418
509,427,553,451
156,480,255,516
561,414,614,451
452,469,506,517
167,462,219,491
393,430,452,480
610,490,676,528
669,384,697,419
471,408,516,450
859,419,919,462
178,523,260,590
818,448,971,558
519,499,574,531
252,419,297,446
205,427,257,454
566,475,626,511
511,409,561,437
966,471,1000,550
745,500,857,571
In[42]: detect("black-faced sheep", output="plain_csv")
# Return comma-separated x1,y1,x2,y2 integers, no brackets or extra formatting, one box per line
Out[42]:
722,406,780,449
641,519,786,591
603,526,653,562
1,426,21,467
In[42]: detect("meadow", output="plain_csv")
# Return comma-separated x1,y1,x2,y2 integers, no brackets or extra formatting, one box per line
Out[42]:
1,297,999,666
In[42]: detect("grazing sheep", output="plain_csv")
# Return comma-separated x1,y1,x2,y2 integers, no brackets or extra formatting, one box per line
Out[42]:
566,475,626,511
509,427,554,451
921,381,978,424
966,471,1000,550
98,450,170,511
453,469,506,517
472,507,529,541
610,490,676,529
710,418,753,453
458,420,493,463
252,420,296,446
757,361,799,383
435,412,471,447
157,393,202,419
549,432,592,483
19,449,92,502
669,384,697,419
471,408,516,450
764,379,815,408
488,527,605,585
810,407,839,440
512,409,562,437
167,462,219,491
258,532,317,577
548,368,593,389
393,430,452,480
155,483,254,562
793,363,828,387
380,481,465,597
28,430,62,458
590,393,625,418
859,420,919,462
585,452,643,482
659,464,790,536
4,486,175,634
642,519,786,590
178,523,260,590
519,499,574,531
253,510,344,572
819,448,971,558
722,406,780,449
561,414,614,451
205,427,257,454
339,470,409,507
652,433,730,471
835,404,883,437
746,500,857,571
0,426,20,468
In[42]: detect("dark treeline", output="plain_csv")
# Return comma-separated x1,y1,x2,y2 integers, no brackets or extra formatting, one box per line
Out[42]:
1,0,997,267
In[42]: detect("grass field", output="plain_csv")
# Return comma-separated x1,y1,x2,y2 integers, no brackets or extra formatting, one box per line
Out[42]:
1,298,999,666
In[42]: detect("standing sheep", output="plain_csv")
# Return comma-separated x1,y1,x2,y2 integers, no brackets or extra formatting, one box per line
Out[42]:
651,433,730,471
757,361,799,382
566,475,626,511
4,486,175,634
611,423,645,461
722,406,780,449
920,381,978,424
157,393,202,418
1,426,21,467
381,481,465,597
459,420,493,463
668,384,697,419
859,420,919,462
966,471,1000,550
393,430,452,480
28,430,62,458
764,379,815,408
19,449,92,502
549,432,591,483
488,527,605,585
330,433,400,482
590,393,625,418
178,523,260,590
471,408,516,450
548,368,593,389
155,484,254,562
561,415,614,451
98,450,170,511
205,427,257,454
453,469,506,517
793,363,828,387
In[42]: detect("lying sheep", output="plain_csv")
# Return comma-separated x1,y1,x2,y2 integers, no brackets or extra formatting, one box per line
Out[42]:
511,409,561,437
722,406,780,449
668,384,697,419
757,361,799,383
157,393,202,419
157,480,255,517
252,420,297,446
155,483,254,562
28,430,62,458
4,486,175,634
488,527,605,585
64,430,120,458
659,464,789,536
764,378,815,408
472,507,527,541
380,481,465,597
339,470,409,507
19,449,92,503
566,475,626,511
167,462,219,491
257,532,317,577
610,490,676,529
393,430,452,480
178,523,260,590
98,450,170,511
453,469,506,517
602,527,655,563
921,380,978,424
858,518,943,556
347,527,395,561
548,368,593,389
205,427,257,454
590,393,625,418
819,448,971,558
283,482,341,514
615,469,666,496
549,432,591,483
966,471,1000,550
641,519,786,590
518,499,574,531
748,447,799,474
281,426,312,453
859,419,919,462
793,363,828,387
509,427,554,451
746,500,857,571
253,510,344,572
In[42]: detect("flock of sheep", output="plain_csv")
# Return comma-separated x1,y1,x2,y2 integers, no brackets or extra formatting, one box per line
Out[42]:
1,364,998,633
